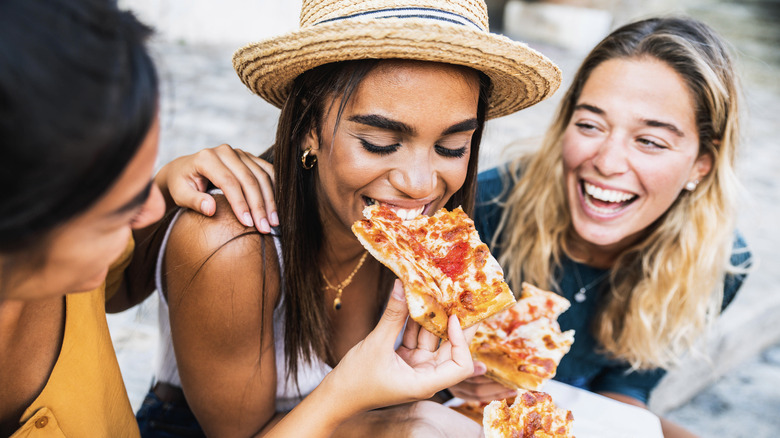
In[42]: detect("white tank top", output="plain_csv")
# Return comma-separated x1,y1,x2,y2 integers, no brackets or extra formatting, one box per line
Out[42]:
153,200,332,412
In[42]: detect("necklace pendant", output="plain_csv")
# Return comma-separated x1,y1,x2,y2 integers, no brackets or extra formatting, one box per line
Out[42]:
574,287,587,303
333,297,342,310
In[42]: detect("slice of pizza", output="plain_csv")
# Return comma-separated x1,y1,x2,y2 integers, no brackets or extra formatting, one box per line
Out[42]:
483,389,574,438
352,204,516,338
471,282,575,390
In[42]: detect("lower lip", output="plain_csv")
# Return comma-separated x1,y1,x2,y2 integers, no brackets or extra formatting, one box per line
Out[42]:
577,181,635,220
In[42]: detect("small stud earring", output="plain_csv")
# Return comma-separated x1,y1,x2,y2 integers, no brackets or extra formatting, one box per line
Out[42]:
301,147,317,170
685,180,699,191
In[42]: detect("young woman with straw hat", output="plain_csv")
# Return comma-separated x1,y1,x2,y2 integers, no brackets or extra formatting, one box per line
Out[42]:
139,0,560,436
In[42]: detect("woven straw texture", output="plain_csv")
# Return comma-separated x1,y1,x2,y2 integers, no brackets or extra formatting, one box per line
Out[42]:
233,0,561,119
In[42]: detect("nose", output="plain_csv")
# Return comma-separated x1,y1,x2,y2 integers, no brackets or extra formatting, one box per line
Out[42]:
592,133,629,176
131,184,166,229
388,152,437,199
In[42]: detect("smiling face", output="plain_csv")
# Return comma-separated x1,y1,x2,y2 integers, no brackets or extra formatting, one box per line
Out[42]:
1,118,165,300
561,57,712,262
306,60,480,237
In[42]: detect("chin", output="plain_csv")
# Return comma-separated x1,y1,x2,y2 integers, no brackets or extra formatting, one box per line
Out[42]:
71,269,109,293
572,219,626,248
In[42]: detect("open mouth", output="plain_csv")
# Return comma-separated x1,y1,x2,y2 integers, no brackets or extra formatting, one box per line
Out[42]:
581,181,637,215
363,196,428,220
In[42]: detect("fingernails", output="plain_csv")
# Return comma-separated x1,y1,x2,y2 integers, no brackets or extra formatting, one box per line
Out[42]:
259,218,271,233
270,212,279,226
391,280,404,301
473,361,487,375
201,200,214,216
242,212,254,227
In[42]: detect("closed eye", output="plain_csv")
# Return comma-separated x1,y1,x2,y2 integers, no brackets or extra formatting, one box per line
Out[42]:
435,145,468,158
637,137,668,150
575,122,599,132
360,139,400,155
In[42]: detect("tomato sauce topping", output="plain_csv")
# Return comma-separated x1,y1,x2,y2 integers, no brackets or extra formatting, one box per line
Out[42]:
433,240,469,280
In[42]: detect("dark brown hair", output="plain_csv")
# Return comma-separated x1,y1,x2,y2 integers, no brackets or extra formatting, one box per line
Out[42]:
262,59,491,385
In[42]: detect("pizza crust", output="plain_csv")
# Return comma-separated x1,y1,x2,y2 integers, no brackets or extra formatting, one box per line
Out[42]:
352,205,516,339
470,282,575,390
475,350,547,391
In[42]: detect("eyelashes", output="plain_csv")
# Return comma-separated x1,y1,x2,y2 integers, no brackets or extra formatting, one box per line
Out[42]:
435,145,467,158
360,139,399,155
359,139,467,158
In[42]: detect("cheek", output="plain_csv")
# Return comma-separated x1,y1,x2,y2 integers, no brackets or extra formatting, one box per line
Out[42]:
440,154,470,194
633,158,692,199
561,130,584,173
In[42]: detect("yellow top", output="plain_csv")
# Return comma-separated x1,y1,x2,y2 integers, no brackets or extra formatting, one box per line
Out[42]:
11,239,140,438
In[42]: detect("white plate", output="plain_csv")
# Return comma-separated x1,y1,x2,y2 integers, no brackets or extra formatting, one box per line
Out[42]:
446,380,663,438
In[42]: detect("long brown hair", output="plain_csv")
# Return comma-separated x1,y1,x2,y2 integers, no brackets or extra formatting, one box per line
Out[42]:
263,59,491,385
495,17,748,369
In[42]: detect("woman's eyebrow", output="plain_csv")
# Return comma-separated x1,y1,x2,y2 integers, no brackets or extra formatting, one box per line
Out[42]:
575,103,684,137
348,114,414,135
574,103,604,115
442,118,478,135
347,114,478,136
641,118,685,137
111,180,153,217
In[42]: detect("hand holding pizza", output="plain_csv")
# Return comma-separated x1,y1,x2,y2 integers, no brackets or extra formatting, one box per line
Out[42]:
325,279,477,412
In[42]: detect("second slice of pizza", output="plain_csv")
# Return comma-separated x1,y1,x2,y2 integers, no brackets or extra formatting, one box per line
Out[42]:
471,282,575,390
352,204,516,339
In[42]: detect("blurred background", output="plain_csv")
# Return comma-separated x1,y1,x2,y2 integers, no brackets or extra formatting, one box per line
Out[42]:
110,1,780,436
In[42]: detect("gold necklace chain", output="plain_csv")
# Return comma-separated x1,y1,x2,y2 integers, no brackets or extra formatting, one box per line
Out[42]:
322,251,368,310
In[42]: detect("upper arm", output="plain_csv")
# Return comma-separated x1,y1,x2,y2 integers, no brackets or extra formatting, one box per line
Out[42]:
164,196,281,437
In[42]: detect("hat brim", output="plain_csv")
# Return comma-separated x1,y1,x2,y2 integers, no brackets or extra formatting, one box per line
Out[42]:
233,18,561,119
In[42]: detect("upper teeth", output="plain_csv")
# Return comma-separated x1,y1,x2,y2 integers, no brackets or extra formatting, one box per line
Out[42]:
584,182,635,203
394,206,425,221
366,198,425,220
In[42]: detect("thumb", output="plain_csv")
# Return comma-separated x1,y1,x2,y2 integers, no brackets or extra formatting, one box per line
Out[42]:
373,279,409,341
169,179,217,216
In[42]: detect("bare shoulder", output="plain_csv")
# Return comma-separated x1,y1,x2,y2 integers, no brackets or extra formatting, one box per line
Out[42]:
162,194,281,323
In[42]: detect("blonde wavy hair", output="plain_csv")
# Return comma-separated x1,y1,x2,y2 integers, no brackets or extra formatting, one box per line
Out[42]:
494,17,748,370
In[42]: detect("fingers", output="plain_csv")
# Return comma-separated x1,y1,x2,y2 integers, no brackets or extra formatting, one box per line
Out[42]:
401,314,421,350
206,145,272,232
184,145,277,233
472,360,487,377
445,314,473,369
462,322,480,344
448,365,517,403
235,150,278,227
372,280,410,344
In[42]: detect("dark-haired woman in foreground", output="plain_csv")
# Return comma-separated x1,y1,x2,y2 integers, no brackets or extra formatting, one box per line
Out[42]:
0,1,487,436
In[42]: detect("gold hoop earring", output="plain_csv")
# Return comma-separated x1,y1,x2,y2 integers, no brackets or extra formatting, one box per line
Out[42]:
301,147,317,170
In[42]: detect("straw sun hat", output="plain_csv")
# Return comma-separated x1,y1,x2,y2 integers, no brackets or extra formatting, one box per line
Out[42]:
233,0,561,119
